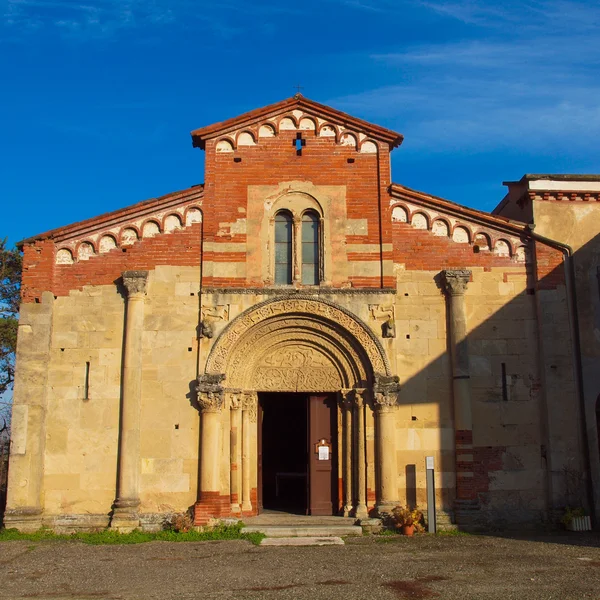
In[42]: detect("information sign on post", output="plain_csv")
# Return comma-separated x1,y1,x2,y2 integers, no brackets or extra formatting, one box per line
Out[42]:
425,456,436,534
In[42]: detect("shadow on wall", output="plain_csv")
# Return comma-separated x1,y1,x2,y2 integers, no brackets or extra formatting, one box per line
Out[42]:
0,430,8,526
394,232,600,532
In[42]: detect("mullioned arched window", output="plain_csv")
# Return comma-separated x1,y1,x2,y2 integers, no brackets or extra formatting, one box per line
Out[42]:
274,211,293,285
301,211,320,285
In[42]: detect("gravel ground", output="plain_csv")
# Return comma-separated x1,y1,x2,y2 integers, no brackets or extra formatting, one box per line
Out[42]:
1,532,600,600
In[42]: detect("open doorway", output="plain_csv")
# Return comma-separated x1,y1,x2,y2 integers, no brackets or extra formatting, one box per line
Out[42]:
258,392,338,516
259,393,308,514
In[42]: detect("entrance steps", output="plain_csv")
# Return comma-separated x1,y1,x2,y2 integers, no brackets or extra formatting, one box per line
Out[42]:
241,513,362,539
261,537,345,546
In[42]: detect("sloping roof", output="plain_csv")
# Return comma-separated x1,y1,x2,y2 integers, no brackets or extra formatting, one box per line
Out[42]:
389,183,529,236
190,94,404,150
18,185,204,248
503,174,600,185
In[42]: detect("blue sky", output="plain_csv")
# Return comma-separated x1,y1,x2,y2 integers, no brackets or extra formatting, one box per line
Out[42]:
1,0,599,247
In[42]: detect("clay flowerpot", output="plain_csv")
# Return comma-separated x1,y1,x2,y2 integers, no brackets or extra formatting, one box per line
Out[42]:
401,524,415,536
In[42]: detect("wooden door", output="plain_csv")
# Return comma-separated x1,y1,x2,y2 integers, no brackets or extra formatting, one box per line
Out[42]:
309,394,336,515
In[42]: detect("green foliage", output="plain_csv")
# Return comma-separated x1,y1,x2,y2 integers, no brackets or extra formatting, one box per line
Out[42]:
561,506,586,526
434,529,471,536
0,238,21,402
0,522,264,546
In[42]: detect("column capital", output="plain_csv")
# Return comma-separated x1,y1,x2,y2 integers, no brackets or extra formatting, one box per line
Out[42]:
353,388,369,408
122,270,149,296
225,390,242,410
373,373,401,412
196,373,226,413
242,391,258,423
198,391,224,413
338,389,354,410
441,269,471,296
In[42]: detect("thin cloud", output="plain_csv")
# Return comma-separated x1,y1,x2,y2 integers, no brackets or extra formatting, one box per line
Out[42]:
0,0,306,39
331,1,600,153
418,0,600,30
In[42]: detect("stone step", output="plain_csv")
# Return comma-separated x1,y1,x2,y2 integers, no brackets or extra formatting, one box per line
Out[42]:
260,536,345,546
242,525,363,537
243,515,357,526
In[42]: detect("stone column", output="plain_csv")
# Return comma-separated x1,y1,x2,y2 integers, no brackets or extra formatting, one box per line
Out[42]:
373,374,401,515
111,270,148,532
339,390,354,516
354,388,369,520
293,218,301,283
229,392,242,514
441,269,477,517
241,391,257,513
195,374,226,525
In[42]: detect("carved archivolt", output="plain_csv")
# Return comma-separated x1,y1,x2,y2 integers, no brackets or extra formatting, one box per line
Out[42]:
204,297,390,391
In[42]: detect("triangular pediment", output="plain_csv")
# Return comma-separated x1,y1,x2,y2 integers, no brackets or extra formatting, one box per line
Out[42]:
190,94,403,150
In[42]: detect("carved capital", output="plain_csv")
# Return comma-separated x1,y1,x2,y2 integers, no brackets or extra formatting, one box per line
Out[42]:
197,391,224,413
373,373,401,411
242,391,258,423
226,390,242,410
196,373,225,413
122,271,148,296
353,388,369,408
441,269,471,297
338,389,355,411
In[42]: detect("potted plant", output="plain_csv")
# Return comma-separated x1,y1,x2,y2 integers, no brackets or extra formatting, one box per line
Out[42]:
391,505,424,536
561,507,591,531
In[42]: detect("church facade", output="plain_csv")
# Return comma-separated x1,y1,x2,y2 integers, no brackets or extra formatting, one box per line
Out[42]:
5,95,600,532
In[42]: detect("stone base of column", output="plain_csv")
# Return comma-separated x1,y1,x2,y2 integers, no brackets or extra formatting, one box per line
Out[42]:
230,492,241,515
194,492,231,526
354,504,369,520
375,502,399,518
343,503,353,517
110,498,140,532
240,488,258,517
3,508,43,533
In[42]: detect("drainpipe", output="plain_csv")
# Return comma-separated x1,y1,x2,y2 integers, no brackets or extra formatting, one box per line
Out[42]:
526,223,594,524
196,218,204,377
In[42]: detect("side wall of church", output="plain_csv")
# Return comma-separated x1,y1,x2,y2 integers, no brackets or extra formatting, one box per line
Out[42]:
532,200,600,519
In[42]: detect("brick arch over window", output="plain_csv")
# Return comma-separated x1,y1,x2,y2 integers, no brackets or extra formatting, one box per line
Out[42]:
204,296,391,390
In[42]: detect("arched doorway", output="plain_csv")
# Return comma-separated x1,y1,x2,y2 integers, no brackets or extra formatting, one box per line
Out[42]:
194,297,399,525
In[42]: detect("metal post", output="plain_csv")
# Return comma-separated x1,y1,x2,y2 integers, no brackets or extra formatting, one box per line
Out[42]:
426,456,436,534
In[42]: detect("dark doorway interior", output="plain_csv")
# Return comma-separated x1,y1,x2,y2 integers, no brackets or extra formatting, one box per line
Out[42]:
260,393,309,514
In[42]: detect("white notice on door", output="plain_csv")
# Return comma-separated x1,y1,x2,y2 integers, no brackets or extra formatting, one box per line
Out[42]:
318,446,330,461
